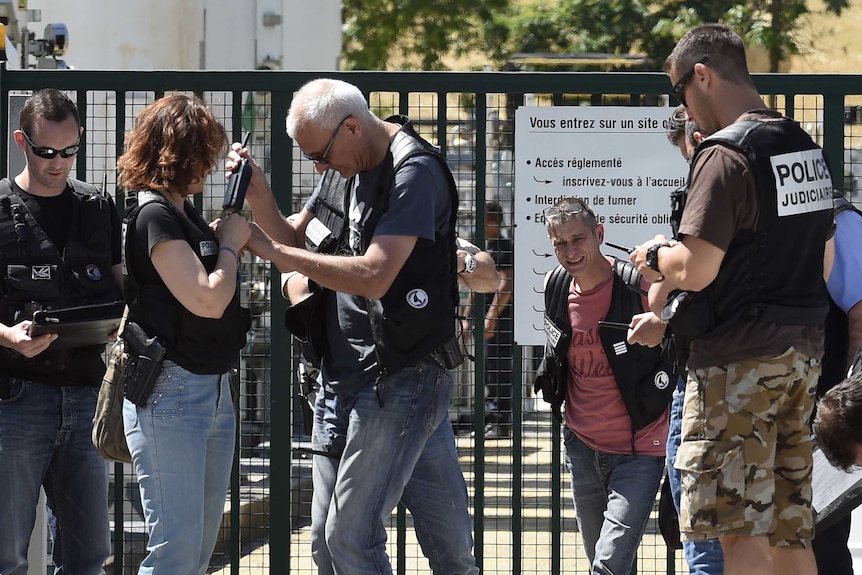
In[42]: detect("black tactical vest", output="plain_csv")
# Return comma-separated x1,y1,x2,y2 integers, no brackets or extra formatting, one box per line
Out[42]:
0,178,122,380
296,116,460,375
123,192,250,375
664,119,833,339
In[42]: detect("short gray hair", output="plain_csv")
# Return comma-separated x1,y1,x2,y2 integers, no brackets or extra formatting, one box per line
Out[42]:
286,78,374,138
545,197,598,236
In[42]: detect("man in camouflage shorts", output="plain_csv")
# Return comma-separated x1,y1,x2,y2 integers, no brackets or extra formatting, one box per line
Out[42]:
677,350,820,547
631,25,832,575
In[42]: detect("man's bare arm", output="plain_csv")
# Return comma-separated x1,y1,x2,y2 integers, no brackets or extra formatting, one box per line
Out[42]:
458,249,499,293
248,225,417,299
485,267,513,339
631,234,725,292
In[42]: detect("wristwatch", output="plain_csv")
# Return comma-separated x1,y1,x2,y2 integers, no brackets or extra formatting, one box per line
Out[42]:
645,243,668,273
460,252,477,274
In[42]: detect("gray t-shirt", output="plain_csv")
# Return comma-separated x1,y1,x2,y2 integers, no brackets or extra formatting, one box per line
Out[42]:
306,153,452,393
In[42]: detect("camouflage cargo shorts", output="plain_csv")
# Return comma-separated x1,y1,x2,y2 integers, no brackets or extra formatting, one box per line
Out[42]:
675,347,820,548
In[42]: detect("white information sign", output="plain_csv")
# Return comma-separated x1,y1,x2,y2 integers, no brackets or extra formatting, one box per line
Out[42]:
513,106,689,345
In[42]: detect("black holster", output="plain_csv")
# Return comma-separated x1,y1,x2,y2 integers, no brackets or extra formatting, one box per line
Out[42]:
122,321,166,407
433,336,464,369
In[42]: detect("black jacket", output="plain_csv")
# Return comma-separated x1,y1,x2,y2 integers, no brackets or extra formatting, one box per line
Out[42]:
535,260,673,450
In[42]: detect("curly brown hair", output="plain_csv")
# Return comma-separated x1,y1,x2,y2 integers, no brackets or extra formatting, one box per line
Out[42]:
117,94,227,196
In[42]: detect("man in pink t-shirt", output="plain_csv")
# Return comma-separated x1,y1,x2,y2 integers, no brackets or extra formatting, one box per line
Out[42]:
536,196,671,575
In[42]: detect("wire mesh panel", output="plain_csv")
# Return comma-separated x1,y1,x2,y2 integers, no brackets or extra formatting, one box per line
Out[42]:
2,69,859,575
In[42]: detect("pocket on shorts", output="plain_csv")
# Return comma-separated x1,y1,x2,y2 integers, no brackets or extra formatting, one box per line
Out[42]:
675,440,746,533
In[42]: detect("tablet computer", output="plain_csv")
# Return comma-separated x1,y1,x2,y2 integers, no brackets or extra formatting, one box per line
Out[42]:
28,301,126,349
812,443,862,530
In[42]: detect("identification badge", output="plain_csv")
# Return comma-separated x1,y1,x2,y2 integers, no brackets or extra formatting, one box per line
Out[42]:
306,218,332,248
200,240,218,257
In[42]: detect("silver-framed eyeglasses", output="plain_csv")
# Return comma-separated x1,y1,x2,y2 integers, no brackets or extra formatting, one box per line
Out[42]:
302,114,352,164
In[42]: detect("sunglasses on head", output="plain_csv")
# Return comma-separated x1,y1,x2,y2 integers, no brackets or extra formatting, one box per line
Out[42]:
671,56,709,108
543,198,595,222
21,130,80,159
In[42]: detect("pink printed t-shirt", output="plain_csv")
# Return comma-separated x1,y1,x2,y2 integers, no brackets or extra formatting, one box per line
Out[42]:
563,271,667,456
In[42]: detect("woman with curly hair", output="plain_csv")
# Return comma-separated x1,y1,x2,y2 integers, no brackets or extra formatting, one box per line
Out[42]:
117,94,250,574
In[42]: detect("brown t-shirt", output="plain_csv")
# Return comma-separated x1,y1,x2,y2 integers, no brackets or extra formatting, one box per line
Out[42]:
678,110,825,369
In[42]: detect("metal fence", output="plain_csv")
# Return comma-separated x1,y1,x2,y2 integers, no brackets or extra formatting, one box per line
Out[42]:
3,67,861,575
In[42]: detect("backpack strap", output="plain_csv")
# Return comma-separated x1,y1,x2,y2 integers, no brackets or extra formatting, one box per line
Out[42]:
544,265,573,345
122,192,198,305
613,257,646,296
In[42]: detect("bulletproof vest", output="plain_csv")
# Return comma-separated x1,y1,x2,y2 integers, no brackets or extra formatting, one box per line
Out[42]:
535,260,673,440
305,169,349,255
666,119,833,339
123,192,249,374
0,178,122,377
820,192,862,395
301,115,460,374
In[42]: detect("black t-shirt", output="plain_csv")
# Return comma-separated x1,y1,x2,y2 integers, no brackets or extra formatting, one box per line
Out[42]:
127,199,208,290
11,180,122,265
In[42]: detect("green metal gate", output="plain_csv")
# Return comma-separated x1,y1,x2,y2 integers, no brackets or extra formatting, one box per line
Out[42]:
2,66,860,575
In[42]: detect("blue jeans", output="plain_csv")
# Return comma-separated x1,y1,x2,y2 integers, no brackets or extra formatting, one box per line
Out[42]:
123,362,236,575
563,428,664,575
667,381,724,574
311,358,478,575
0,380,110,575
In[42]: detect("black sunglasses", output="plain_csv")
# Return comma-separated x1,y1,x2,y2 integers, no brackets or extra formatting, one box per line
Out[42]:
671,56,709,108
302,114,352,165
21,130,80,159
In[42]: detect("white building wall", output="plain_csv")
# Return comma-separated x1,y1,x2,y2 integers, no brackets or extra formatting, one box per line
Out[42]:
280,0,342,70
16,0,340,70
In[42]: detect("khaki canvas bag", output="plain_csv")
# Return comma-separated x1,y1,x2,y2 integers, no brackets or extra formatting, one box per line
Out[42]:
92,307,132,463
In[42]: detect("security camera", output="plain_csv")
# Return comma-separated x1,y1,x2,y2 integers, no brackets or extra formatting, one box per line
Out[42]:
42,23,67,56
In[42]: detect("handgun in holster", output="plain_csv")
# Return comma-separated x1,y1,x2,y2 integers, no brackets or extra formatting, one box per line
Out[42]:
122,321,166,407
433,336,464,370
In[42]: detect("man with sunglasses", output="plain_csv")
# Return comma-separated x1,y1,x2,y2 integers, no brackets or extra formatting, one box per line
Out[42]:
661,109,727,575
630,25,833,575
230,78,477,575
0,89,122,574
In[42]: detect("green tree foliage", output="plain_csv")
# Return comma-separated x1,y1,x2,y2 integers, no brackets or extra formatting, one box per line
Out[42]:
341,0,848,73
341,0,508,70
483,0,849,72
642,0,848,72
483,0,650,65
